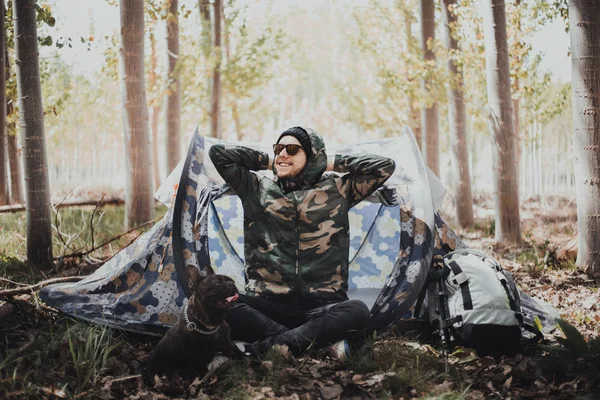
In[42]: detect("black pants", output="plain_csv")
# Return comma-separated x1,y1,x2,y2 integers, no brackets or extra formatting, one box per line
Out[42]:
225,294,371,356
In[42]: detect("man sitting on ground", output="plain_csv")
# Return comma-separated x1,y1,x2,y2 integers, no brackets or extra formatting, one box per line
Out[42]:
209,126,395,359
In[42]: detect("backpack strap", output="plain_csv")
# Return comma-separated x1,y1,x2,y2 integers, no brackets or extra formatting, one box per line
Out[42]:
447,261,473,310
497,270,520,315
497,267,545,343
414,256,450,318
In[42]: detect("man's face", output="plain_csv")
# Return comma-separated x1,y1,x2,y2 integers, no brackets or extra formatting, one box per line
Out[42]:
274,135,307,179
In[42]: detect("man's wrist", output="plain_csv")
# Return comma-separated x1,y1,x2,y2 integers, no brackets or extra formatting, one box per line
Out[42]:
327,155,335,172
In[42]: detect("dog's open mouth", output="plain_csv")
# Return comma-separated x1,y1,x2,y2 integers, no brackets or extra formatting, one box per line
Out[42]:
225,293,239,303
216,292,239,307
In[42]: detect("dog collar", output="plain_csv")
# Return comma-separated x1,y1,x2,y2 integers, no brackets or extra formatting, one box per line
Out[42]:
183,303,221,335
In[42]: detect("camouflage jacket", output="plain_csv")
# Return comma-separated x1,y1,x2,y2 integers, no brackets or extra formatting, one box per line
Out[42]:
209,128,395,303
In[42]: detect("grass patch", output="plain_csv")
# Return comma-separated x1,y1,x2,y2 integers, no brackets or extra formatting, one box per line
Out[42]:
211,361,253,399
345,338,462,398
373,341,446,393
65,322,121,393
517,237,552,278
557,259,578,270
467,218,495,237
0,310,123,398
0,255,42,287
0,204,167,262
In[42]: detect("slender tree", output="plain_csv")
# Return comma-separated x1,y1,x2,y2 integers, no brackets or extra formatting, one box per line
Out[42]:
6,42,23,204
482,0,521,243
421,0,440,176
405,8,422,149
166,0,180,172
7,104,23,204
199,0,211,60
0,0,7,205
199,0,212,130
420,0,439,175
13,0,53,267
211,0,222,139
221,0,242,140
120,0,154,227
512,0,522,179
149,30,161,189
441,0,473,228
569,0,600,277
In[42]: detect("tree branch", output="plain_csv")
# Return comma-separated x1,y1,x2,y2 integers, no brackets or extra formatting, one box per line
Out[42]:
0,276,83,299
54,216,162,261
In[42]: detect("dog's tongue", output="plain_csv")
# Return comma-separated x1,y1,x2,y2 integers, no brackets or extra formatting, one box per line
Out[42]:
225,293,239,303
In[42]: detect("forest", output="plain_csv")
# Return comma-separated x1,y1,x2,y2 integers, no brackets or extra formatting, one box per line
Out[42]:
0,0,598,399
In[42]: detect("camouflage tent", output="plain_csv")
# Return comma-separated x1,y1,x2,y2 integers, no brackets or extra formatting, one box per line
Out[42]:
40,127,557,336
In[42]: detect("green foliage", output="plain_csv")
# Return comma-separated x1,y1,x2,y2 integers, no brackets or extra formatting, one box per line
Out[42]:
39,56,72,120
35,3,55,28
555,319,590,357
65,322,120,393
0,311,121,398
534,319,600,378
0,254,40,286
340,0,437,133
468,218,495,237
517,236,552,278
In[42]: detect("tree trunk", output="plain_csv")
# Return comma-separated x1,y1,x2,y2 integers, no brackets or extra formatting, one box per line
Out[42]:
166,0,180,173
6,38,22,204
13,0,53,267
420,0,439,175
120,0,154,228
569,0,600,276
221,0,242,141
405,16,422,148
6,125,22,204
512,0,521,183
513,94,520,180
442,0,474,228
199,0,211,59
210,0,222,139
482,0,521,243
149,31,161,190
199,0,212,128
0,0,6,205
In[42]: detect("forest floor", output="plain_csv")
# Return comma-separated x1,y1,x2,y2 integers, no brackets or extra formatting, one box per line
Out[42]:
0,195,598,399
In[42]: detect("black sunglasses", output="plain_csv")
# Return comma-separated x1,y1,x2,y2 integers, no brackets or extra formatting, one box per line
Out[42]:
273,143,303,156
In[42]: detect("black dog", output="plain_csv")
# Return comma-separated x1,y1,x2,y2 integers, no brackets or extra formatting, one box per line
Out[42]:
146,265,243,379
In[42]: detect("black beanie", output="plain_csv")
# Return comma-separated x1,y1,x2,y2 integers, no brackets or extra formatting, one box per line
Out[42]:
277,126,312,158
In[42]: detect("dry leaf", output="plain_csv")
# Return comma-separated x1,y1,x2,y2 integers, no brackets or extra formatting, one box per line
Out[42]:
431,380,454,394
320,384,343,400
41,387,66,398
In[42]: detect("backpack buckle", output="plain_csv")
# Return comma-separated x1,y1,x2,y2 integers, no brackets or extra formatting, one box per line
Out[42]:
453,272,468,285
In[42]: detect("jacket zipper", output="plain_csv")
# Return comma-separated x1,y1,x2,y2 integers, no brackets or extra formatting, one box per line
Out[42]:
292,192,301,298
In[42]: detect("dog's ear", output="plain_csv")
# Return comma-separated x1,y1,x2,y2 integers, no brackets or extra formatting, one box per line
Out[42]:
186,265,203,290
205,264,215,276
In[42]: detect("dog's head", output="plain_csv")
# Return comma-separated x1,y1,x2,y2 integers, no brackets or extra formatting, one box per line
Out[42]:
185,265,239,321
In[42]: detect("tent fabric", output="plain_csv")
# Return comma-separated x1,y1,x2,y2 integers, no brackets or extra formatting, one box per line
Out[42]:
39,127,558,337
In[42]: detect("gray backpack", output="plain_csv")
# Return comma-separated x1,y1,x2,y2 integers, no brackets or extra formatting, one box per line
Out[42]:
415,249,539,355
